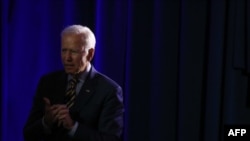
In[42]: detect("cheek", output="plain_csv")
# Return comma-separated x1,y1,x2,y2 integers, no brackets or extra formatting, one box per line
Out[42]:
79,58,85,65
74,56,84,64
61,55,65,60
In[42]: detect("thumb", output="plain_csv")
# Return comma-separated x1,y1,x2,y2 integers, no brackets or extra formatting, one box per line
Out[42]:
43,97,51,108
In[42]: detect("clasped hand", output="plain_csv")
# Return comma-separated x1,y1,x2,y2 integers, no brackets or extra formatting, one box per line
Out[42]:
43,97,75,130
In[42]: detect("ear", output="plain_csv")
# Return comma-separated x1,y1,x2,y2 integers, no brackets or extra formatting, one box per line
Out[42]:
87,48,95,61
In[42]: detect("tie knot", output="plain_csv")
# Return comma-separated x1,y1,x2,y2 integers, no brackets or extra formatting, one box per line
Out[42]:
73,74,78,80
69,75,78,85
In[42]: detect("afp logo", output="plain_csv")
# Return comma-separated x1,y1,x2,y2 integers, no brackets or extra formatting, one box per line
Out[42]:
224,125,250,141
228,129,246,136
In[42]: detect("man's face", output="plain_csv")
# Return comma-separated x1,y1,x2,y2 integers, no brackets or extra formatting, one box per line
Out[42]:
61,33,88,74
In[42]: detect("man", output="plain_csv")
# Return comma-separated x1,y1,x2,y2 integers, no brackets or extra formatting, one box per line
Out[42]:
23,25,124,141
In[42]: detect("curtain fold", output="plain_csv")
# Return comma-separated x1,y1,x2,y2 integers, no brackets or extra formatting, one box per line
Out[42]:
203,1,225,140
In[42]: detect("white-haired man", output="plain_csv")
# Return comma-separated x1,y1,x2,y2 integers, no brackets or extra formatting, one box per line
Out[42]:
23,25,124,141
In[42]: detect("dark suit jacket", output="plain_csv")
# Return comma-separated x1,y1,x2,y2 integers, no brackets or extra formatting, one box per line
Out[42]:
23,66,124,141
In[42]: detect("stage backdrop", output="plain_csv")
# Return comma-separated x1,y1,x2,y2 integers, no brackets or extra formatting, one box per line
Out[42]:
1,0,250,141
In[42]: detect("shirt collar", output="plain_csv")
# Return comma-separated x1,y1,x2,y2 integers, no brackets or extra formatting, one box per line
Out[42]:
68,63,91,83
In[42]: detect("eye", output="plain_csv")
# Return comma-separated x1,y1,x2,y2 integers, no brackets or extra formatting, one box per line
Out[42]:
71,50,79,54
61,48,67,53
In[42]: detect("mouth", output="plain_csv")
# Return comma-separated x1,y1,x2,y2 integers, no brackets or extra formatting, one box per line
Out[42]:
64,64,74,68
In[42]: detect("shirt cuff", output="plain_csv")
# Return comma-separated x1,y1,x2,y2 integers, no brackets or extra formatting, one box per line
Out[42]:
68,121,79,137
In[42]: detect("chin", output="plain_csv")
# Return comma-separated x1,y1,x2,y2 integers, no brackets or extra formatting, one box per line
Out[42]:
65,69,76,74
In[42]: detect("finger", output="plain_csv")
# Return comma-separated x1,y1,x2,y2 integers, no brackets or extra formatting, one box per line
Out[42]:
50,105,68,116
57,108,69,115
55,110,69,120
57,113,68,127
50,104,67,111
57,114,67,120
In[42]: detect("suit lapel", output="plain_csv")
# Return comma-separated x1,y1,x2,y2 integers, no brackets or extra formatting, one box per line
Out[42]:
71,66,99,110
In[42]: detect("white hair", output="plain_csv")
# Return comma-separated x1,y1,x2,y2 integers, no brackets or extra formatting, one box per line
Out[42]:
61,25,96,49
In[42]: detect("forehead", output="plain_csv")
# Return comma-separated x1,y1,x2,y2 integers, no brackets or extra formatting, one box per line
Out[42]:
61,33,85,46
62,32,84,41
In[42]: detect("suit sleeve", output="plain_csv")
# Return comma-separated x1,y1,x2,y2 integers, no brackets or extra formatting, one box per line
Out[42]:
23,76,48,141
73,86,124,141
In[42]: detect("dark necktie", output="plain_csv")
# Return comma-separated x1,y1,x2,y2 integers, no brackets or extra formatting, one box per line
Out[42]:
65,76,78,108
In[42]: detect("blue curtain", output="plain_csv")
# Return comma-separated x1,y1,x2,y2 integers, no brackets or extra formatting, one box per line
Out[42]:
1,0,250,141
